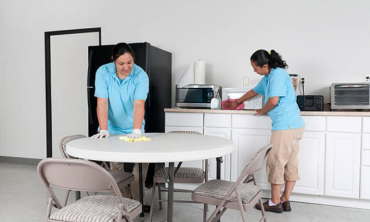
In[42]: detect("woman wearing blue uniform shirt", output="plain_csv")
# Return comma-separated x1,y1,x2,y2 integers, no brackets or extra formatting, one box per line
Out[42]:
92,43,150,204
225,50,305,213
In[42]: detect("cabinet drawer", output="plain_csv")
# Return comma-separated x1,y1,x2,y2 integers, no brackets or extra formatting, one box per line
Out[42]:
204,114,231,128
363,117,370,133
327,116,361,133
232,114,272,130
301,116,326,132
165,113,203,127
363,134,370,150
362,150,370,166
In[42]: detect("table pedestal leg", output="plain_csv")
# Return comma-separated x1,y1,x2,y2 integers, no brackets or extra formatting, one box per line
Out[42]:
167,162,174,222
139,163,144,217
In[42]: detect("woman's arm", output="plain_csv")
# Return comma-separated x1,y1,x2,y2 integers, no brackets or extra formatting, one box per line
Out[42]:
96,97,109,130
133,99,145,130
224,89,258,109
254,96,279,116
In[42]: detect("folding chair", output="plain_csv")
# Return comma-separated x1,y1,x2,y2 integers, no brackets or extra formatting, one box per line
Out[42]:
60,135,134,197
191,144,273,222
37,158,142,222
149,131,209,222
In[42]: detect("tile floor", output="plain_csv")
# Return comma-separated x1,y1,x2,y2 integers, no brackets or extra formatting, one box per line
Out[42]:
1,162,369,222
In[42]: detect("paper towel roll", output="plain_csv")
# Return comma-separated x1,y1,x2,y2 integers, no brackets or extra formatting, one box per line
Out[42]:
194,60,205,84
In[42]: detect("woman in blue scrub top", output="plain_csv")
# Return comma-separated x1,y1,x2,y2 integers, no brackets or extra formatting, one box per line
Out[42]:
225,50,305,213
91,43,150,206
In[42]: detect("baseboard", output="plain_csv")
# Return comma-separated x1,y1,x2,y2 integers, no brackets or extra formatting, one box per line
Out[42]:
0,156,41,165
262,190,370,210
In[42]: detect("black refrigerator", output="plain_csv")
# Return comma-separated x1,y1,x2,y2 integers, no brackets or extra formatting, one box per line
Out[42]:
87,42,172,137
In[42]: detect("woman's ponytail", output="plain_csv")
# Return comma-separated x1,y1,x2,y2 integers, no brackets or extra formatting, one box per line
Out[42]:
250,49,288,69
268,50,288,69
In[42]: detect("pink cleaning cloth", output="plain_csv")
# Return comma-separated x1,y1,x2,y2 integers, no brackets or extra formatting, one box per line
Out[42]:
221,99,245,110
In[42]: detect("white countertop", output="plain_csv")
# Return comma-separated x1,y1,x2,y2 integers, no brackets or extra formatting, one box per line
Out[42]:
66,133,234,163
165,108,370,116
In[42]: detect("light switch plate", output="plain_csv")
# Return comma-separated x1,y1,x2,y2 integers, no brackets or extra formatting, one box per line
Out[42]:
243,77,249,86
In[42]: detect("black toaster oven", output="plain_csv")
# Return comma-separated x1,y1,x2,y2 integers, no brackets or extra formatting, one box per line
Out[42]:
296,95,324,111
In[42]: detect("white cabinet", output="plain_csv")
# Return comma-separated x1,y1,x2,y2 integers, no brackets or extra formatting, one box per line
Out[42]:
325,132,361,198
231,129,271,189
361,133,370,200
327,116,362,133
204,127,231,181
165,113,204,171
361,166,370,200
294,132,325,195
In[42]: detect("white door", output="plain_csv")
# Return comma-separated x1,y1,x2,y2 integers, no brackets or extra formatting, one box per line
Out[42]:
325,132,361,198
231,128,271,189
294,132,325,195
204,127,231,181
51,33,99,158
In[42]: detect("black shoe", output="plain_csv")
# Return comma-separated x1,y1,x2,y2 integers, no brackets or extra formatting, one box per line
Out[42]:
255,201,283,213
282,201,291,211
143,204,151,213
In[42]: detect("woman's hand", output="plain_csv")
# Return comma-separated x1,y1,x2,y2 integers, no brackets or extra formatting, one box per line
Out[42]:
91,130,110,139
224,101,239,110
127,129,142,139
254,109,266,116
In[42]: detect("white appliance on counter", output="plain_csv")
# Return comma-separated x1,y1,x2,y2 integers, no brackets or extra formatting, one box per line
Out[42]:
222,87,264,109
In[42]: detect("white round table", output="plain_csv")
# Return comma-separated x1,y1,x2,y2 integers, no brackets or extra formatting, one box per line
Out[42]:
66,133,234,222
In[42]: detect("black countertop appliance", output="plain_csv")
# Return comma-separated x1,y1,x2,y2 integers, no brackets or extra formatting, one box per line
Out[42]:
297,95,324,111
87,42,172,136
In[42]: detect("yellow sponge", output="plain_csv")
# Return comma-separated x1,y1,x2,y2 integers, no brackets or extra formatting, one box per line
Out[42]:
119,136,151,142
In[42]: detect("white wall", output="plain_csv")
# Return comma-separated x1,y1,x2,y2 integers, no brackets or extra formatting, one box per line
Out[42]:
1,0,370,158
0,0,99,159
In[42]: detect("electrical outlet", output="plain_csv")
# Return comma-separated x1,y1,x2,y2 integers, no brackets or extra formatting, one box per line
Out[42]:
300,77,307,85
364,75,370,82
243,76,249,86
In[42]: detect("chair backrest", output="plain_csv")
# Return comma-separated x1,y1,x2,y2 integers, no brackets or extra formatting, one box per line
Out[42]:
59,135,86,159
37,158,124,208
168,131,202,135
238,144,273,183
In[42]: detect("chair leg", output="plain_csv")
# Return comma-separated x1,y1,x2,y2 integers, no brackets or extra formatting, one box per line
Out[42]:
158,182,163,210
259,198,267,222
149,182,157,222
203,204,207,222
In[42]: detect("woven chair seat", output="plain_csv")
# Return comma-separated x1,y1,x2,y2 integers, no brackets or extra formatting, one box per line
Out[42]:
155,167,204,178
193,180,260,204
50,195,140,222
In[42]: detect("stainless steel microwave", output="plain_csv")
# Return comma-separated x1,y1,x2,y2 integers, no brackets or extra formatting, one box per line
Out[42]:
330,83,370,109
175,84,221,108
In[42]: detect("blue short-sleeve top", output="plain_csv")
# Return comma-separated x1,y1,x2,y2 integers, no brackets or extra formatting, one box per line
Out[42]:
253,68,305,131
94,63,149,134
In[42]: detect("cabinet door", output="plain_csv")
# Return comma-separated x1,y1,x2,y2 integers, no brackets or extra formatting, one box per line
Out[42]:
204,127,231,181
231,129,271,189
361,166,370,200
325,133,361,198
294,132,325,195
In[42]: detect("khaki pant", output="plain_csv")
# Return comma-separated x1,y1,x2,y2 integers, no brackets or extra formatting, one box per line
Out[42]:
267,127,305,184
110,162,149,201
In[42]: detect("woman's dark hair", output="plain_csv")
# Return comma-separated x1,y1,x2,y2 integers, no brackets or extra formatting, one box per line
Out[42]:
250,49,288,69
112,42,135,61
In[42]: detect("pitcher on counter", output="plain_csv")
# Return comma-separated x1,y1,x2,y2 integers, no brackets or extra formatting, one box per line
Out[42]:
224,49,305,213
